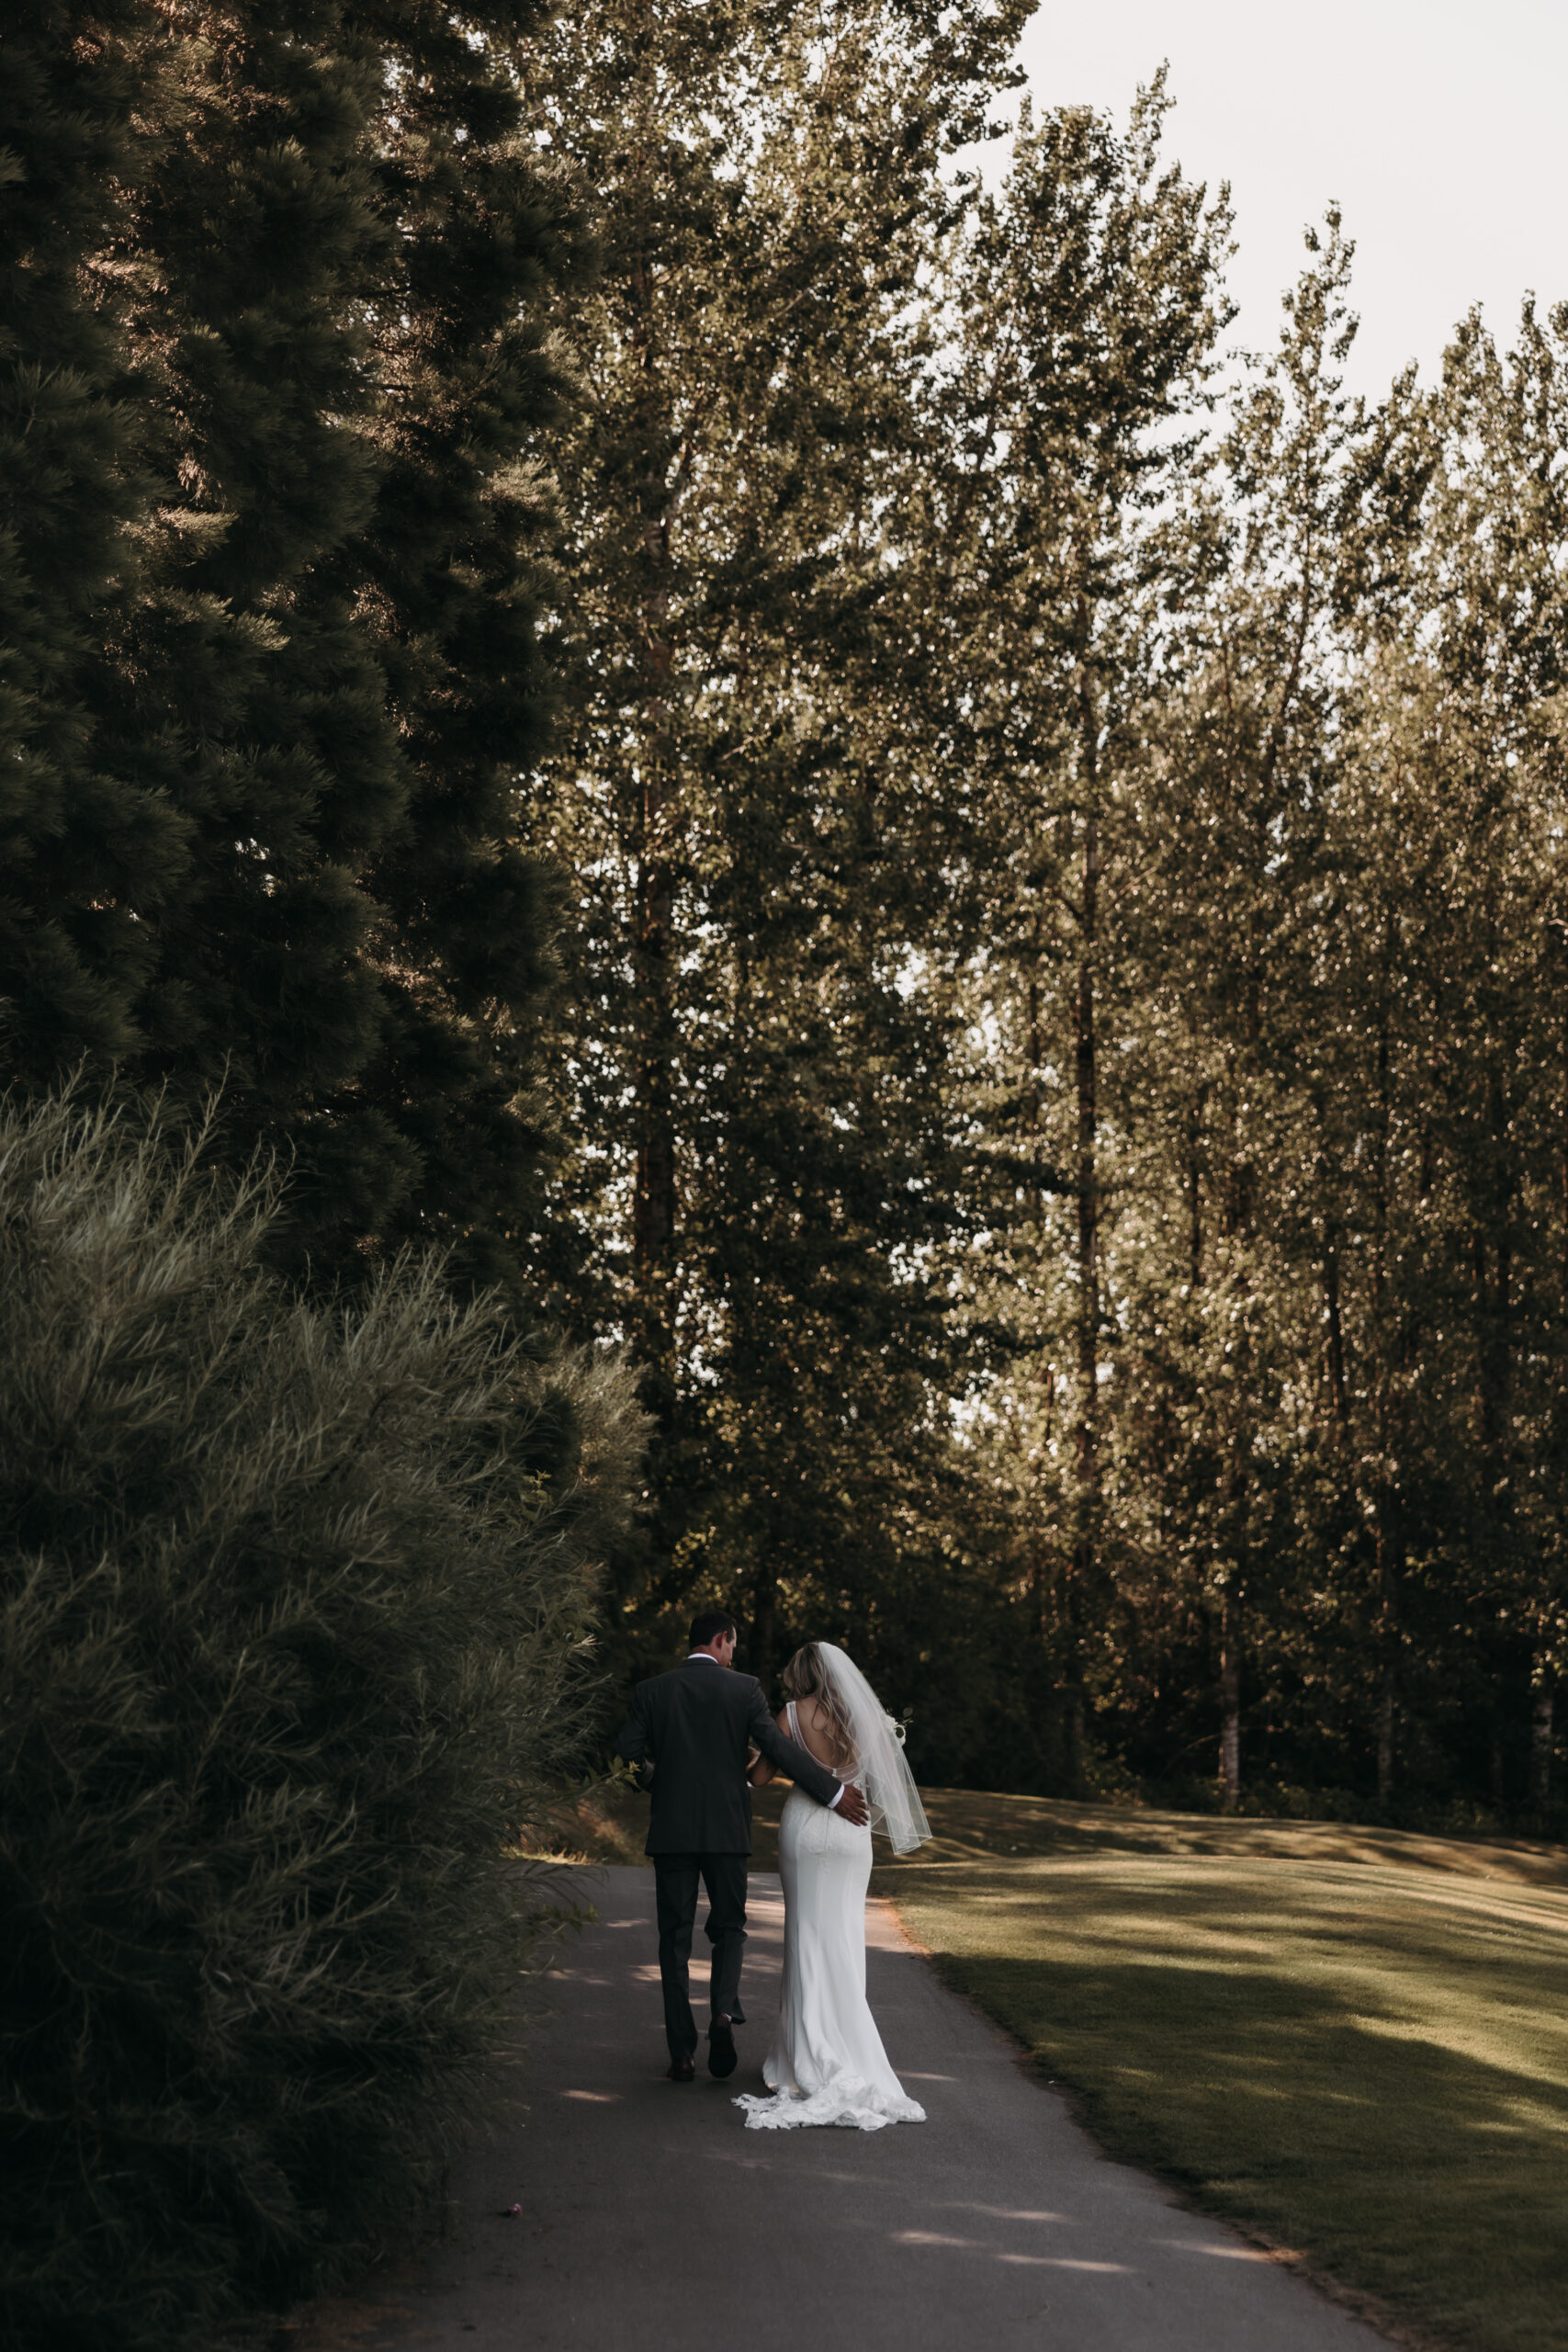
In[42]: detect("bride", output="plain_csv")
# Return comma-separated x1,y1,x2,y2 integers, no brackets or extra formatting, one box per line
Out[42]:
735,1641,931,2132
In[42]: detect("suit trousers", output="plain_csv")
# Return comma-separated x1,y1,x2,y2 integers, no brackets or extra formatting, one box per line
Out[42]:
652,1852,749,2060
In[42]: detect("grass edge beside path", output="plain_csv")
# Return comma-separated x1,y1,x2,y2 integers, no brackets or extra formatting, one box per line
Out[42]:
533,1778,1568,1886
879,1889,1445,2352
876,1816,1568,2352
538,1781,1568,2351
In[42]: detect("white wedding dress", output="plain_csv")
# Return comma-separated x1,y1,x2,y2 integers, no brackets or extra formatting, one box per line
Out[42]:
734,1698,926,2132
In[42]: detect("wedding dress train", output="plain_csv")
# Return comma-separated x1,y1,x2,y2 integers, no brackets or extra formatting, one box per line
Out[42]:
735,1702,925,2132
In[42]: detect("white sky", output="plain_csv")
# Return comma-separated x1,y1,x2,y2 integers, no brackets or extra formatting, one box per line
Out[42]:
1013,0,1568,400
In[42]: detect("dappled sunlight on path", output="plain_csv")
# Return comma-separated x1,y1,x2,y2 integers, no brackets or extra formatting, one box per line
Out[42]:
273,1867,1392,2352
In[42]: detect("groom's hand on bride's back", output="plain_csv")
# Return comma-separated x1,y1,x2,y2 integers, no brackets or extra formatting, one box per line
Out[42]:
836,1782,870,1827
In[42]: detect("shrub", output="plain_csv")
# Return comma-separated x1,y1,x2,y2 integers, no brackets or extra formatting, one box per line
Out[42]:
0,1091,642,2350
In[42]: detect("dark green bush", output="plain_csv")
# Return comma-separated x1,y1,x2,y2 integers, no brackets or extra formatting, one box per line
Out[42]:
0,1091,642,2350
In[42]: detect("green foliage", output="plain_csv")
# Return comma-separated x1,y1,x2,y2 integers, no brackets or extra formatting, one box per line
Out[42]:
1102,275,1568,1815
518,24,1568,1818
0,1090,642,2351
1,0,591,1299
11,0,1568,1851
521,0,1031,1679
0,0,181,1072
910,80,1235,1792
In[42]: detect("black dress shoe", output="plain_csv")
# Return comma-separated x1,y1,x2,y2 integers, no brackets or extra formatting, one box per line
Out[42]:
667,2053,695,2082
707,2016,738,2078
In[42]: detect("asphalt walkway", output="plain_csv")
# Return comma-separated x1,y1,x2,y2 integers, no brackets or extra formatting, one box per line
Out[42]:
287,1865,1393,2352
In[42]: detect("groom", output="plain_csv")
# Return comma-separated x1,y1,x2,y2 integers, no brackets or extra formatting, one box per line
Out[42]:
617,1609,868,2081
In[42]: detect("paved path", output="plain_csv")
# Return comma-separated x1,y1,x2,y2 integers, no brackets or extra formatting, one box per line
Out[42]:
290,1866,1392,2352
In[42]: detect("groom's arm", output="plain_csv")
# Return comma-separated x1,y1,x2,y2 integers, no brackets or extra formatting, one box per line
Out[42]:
615,1689,655,1791
746,1686,868,1826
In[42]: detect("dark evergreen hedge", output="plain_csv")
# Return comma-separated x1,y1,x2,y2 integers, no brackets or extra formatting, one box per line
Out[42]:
0,1091,642,2350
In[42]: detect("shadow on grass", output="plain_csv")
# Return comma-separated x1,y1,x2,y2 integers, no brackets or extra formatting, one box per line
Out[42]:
896,1790,1568,1887
904,1868,1568,2352
550,1780,1568,1892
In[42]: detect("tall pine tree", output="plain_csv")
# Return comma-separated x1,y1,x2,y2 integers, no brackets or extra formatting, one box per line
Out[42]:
0,0,181,1075
2,2,589,1300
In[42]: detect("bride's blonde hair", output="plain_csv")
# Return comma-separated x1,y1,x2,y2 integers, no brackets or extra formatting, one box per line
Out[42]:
780,1643,858,1773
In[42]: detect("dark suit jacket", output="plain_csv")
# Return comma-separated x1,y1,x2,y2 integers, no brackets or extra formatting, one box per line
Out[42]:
616,1658,843,1855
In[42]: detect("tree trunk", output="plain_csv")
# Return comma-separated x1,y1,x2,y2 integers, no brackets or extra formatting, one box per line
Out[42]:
1075,810,1099,1404
1026,952,1044,1229
1066,1689,1088,1803
748,1565,777,1697
626,230,681,1515
631,447,677,1393
1532,1679,1554,1807
1218,1595,1241,1812
1069,727,1100,1807
1186,1083,1205,1286
632,810,676,1375
1376,1676,1395,1806
1324,1245,1348,1431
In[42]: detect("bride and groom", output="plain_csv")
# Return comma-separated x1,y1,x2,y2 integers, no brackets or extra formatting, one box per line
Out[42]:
616,1608,931,2131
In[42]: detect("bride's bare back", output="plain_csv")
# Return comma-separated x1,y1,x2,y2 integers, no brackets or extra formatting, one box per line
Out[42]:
749,1695,844,1783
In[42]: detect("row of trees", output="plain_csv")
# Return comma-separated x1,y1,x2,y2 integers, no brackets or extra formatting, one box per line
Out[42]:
521,0,1032,1692
3,7,637,2345
6,1,1568,2335
8,1,1568,1926
951,210,1568,1817
517,8,1568,1821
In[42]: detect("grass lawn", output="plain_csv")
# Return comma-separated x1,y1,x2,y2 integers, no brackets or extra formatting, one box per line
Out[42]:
546,1777,1568,2348
877,1795,1568,2352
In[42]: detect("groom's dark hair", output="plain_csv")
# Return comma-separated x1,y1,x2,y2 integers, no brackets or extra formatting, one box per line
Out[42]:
688,1608,738,1651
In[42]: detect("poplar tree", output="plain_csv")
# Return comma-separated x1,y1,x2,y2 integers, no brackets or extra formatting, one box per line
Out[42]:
1126,219,1401,1807
1310,303,1568,1807
523,0,1028,1679
926,85,1230,1791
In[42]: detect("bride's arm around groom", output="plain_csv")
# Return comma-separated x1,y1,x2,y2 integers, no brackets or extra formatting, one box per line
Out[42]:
615,1636,868,1838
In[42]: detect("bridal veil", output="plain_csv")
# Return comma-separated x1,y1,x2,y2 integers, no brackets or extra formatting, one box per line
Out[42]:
815,1643,931,1854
